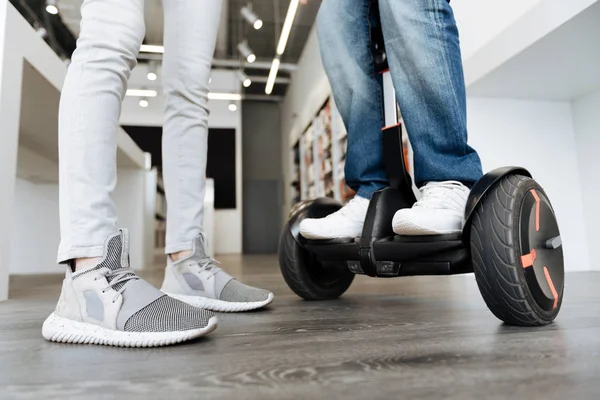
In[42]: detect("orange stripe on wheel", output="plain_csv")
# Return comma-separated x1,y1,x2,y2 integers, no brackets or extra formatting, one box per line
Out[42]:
521,248,537,268
543,266,559,309
531,190,540,231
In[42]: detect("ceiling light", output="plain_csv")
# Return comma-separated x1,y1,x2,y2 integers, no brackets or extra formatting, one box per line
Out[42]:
265,58,280,95
45,0,58,15
127,89,241,101
241,6,263,30
276,0,300,55
126,89,158,97
208,92,243,101
139,99,149,108
237,42,256,64
236,70,252,88
140,44,164,54
228,103,238,112
146,62,158,81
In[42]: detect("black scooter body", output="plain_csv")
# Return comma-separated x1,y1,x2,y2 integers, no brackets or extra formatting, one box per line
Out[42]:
288,167,529,279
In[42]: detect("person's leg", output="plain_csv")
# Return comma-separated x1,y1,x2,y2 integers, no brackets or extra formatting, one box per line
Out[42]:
46,0,217,347
318,0,387,199
160,0,214,258
378,0,484,235
299,0,385,240
159,0,273,312
56,0,145,265
379,0,482,186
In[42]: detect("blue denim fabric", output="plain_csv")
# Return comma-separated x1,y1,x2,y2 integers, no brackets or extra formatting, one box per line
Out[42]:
317,0,483,199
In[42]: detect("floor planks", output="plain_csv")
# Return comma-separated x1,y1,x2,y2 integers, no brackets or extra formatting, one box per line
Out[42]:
1,254,599,399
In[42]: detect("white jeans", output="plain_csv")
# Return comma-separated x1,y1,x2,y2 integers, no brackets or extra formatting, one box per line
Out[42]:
57,0,222,263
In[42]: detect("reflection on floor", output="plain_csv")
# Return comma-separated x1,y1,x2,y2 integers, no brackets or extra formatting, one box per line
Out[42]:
1,254,599,399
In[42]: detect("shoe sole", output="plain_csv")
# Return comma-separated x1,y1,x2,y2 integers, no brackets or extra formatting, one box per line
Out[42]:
299,231,355,240
165,292,274,312
42,313,218,347
392,220,461,236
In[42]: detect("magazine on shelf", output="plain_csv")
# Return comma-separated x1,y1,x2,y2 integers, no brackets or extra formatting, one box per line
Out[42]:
290,96,356,207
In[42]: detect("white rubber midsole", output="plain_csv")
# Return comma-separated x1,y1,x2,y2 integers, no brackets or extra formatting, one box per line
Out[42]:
42,313,218,347
165,292,274,312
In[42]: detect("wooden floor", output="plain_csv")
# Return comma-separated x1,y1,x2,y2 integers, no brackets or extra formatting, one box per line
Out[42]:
1,255,599,400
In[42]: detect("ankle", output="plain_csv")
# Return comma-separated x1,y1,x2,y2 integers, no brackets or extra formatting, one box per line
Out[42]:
74,257,102,272
170,250,192,262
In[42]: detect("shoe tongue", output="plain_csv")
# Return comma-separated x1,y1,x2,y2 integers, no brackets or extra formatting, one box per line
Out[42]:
98,229,135,291
188,233,231,287
102,229,130,271
190,233,210,260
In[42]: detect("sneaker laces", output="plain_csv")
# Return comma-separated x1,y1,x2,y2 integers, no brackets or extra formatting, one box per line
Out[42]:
95,267,139,303
188,257,223,279
415,181,466,210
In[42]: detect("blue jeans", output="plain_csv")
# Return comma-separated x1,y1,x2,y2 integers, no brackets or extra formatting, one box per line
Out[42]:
317,0,483,199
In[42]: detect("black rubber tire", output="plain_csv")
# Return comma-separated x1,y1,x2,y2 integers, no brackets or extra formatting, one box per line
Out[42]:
278,226,354,300
470,174,563,326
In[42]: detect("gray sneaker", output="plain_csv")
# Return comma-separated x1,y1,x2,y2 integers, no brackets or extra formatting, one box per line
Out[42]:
161,233,274,312
42,229,218,347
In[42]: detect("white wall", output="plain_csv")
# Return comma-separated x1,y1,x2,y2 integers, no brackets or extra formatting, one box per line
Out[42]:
467,98,590,272
120,67,243,254
0,0,12,298
0,1,6,84
9,170,156,275
1,3,67,285
572,90,600,271
459,0,598,88
465,1,600,101
452,0,543,59
9,179,62,274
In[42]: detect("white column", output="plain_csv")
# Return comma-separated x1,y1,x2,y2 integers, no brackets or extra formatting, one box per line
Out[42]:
0,2,22,300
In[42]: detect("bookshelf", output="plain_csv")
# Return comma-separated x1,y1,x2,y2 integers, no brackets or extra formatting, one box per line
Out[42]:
290,97,414,208
291,97,356,207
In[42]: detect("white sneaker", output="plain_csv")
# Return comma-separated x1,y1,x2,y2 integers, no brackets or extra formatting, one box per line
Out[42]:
42,229,218,347
161,233,274,312
392,181,470,235
299,196,370,239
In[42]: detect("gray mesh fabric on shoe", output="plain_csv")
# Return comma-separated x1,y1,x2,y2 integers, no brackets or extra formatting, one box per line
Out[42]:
219,280,271,303
73,231,135,291
124,295,214,332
